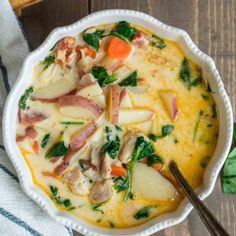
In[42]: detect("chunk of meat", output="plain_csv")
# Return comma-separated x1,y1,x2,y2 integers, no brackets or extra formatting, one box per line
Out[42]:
91,146,101,169
76,45,96,60
83,167,101,182
132,31,149,48
101,154,111,179
64,167,90,196
90,179,114,204
119,131,139,164
54,149,81,176
57,36,75,50
58,95,104,117
108,84,120,125
70,122,97,151
19,110,47,125
25,127,38,139
55,37,76,67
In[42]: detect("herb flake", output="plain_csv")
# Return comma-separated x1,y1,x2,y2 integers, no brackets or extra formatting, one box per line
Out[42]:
41,133,50,148
46,141,69,159
42,55,55,70
19,86,33,110
118,71,137,87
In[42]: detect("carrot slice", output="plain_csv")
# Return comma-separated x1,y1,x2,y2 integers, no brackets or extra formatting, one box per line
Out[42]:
108,37,132,59
42,171,57,178
32,141,39,155
152,163,164,172
111,165,127,176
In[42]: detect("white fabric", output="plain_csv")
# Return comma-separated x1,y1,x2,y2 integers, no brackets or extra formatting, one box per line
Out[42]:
0,1,73,235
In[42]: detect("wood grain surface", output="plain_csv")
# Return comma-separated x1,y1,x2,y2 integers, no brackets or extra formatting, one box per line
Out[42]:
19,0,236,235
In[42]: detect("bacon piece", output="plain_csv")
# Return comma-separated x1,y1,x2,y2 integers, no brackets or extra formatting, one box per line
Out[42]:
70,122,96,151
119,88,127,103
50,157,62,164
19,112,47,125
132,31,149,48
58,95,103,117
54,149,81,176
16,135,26,142
57,36,75,50
25,127,38,139
108,84,120,125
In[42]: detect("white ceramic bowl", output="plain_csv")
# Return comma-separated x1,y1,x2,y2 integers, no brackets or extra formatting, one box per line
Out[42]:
2,9,233,236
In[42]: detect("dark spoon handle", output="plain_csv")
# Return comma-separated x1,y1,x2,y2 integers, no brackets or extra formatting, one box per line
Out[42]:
169,161,230,236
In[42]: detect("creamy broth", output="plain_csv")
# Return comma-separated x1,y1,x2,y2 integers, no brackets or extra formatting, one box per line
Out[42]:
16,22,218,228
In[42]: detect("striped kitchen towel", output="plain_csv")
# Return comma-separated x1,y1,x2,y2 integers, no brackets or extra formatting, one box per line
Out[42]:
0,0,73,235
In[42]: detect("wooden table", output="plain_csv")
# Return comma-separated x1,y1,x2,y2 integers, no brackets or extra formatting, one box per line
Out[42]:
19,1,236,235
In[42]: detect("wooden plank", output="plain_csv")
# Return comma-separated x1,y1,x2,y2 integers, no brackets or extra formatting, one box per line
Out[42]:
19,0,89,50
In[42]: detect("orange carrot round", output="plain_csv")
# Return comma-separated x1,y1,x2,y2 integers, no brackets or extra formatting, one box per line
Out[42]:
108,37,132,59
32,141,39,155
111,165,127,176
152,163,164,172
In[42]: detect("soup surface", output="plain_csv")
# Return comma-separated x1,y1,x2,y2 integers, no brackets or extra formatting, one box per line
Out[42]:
16,22,218,228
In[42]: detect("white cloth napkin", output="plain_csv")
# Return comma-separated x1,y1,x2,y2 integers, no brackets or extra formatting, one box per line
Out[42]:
0,1,73,235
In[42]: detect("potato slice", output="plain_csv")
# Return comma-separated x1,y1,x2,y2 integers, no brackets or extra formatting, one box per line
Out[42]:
33,79,76,99
60,106,95,119
159,91,179,121
119,108,153,125
120,91,133,108
132,163,177,200
76,82,103,98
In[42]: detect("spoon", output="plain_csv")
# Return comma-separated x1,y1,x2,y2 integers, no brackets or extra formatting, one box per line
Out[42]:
169,160,230,236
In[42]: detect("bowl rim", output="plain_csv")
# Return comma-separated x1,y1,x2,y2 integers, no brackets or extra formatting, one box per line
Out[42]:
2,9,233,236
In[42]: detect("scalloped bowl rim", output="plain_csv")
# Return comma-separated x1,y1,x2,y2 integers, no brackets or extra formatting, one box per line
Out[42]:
2,9,233,236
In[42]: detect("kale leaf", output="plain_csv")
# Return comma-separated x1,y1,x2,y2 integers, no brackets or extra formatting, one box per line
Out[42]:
82,30,104,51
119,71,137,87
46,141,69,159
19,86,33,110
114,21,137,41
147,154,163,166
91,66,117,87
101,126,121,159
42,55,55,70
135,136,155,160
41,133,50,148
133,206,152,220
150,35,166,49
179,57,191,90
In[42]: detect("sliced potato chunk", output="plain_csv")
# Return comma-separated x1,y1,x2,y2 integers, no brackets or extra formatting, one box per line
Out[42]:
33,79,76,99
132,163,177,200
119,108,153,125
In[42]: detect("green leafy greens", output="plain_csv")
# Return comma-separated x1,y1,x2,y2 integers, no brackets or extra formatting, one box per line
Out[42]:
114,21,137,41
60,121,84,125
192,110,204,143
91,203,105,214
179,57,191,90
101,126,121,159
118,71,137,87
82,30,104,51
46,141,69,159
91,66,117,87
41,133,50,148
19,86,33,110
42,55,55,70
49,185,75,210
133,206,152,220
149,35,166,49
222,123,236,194
147,154,163,166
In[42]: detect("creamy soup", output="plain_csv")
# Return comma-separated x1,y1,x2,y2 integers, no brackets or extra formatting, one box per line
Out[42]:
16,21,218,228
